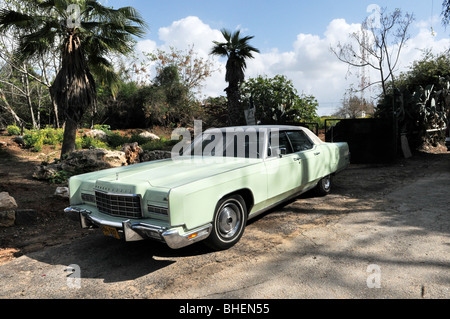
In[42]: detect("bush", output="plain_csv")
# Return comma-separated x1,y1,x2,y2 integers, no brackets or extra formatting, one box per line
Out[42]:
80,136,108,149
23,130,43,152
106,131,130,149
41,127,64,146
22,127,65,152
6,125,21,136
93,124,112,133
141,137,178,151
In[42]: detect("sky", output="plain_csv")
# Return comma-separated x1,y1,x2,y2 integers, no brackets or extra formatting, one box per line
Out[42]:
104,0,450,116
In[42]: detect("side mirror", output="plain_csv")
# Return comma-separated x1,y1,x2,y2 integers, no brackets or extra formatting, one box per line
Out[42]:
269,147,287,158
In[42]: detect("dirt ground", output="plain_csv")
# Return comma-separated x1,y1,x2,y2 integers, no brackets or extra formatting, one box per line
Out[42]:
0,133,89,265
0,129,448,267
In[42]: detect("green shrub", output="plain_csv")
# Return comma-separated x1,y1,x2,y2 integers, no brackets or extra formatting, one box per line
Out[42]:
93,124,112,133
129,133,153,146
106,131,130,149
23,130,44,152
141,137,178,151
22,127,66,152
80,136,108,149
41,127,64,146
49,170,73,184
6,125,21,136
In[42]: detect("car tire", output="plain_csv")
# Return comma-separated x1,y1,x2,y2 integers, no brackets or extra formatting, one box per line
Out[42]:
314,175,332,196
205,194,248,250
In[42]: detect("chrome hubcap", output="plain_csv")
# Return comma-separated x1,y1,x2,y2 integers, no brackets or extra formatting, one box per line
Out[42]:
323,176,331,190
217,202,241,239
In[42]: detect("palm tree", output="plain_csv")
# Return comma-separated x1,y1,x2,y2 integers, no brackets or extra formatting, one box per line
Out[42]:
0,0,147,157
211,29,259,126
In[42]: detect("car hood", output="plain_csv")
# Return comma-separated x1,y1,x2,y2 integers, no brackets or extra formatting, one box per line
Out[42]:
91,156,261,189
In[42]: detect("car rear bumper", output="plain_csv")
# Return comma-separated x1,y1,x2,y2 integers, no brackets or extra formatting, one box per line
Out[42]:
64,206,212,249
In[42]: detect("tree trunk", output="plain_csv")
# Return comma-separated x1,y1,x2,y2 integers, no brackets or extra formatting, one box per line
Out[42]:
0,88,22,125
225,84,243,126
23,66,37,129
51,96,60,128
52,32,96,159
60,118,77,158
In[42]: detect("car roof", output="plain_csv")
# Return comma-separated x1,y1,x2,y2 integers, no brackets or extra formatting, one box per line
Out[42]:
204,125,323,145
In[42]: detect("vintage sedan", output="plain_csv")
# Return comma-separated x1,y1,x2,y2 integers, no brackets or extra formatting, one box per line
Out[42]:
65,125,350,250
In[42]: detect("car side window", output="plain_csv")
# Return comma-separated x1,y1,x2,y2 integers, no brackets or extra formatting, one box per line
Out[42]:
269,131,294,155
286,130,314,152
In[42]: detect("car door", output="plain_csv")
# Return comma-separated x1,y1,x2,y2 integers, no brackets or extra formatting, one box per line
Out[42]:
264,130,303,202
287,130,328,187
286,130,324,186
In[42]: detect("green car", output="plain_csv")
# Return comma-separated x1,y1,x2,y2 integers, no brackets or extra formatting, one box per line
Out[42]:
65,125,350,250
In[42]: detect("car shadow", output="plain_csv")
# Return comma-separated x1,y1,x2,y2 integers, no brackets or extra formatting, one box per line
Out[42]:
23,231,215,283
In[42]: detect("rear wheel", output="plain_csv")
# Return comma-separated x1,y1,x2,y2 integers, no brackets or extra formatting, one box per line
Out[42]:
206,194,247,250
314,175,332,196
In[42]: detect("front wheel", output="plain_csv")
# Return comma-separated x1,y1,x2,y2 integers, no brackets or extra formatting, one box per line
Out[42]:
205,194,247,250
314,175,332,196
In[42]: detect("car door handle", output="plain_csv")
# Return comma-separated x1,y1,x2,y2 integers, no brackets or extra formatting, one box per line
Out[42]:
314,152,321,156
294,157,301,161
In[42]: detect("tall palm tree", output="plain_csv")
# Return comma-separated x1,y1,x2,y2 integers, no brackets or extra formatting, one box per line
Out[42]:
211,29,259,126
0,0,147,157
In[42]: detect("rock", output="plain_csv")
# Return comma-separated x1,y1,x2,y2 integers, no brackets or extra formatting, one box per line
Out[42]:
140,150,172,162
121,142,143,165
0,141,7,148
0,211,15,227
139,131,160,140
102,150,128,167
0,192,18,211
54,187,69,199
33,148,128,182
14,209,37,226
60,148,127,173
12,136,25,146
83,129,107,141
33,164,60,180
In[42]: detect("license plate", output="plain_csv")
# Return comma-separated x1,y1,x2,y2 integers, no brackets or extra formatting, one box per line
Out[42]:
101,226,121,240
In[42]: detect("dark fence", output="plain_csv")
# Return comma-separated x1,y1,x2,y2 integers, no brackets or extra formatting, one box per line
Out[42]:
325,118,397,164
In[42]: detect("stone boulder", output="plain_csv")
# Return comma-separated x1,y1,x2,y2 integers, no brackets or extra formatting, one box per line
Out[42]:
33,148,127,181
121,142,143,165
60,148,127,173
83,129,107,141
0,192,17,211
0,192,17,227
139,131,160,140
54,187,69,198
140,150,172,162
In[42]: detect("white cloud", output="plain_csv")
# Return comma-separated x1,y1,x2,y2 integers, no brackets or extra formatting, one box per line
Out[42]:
135,16,450,116
158,16,223,56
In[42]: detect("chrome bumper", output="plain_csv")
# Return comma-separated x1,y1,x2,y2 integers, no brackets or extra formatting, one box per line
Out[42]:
64,207,212,249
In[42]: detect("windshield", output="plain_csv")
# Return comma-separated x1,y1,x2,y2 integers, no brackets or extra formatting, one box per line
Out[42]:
183,128,268,159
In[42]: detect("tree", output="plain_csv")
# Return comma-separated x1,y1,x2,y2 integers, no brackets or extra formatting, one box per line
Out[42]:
332,7,414,97
443,0,450,26
376,51,450,148
333,93,375,118
210,29,260,126
0,0,146,157
240,75,319,124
